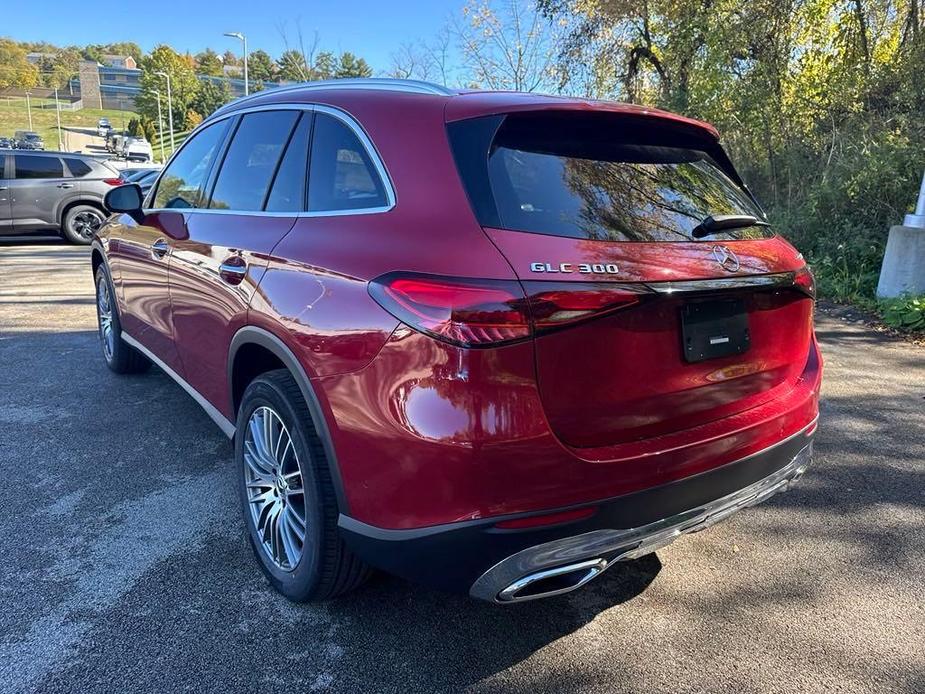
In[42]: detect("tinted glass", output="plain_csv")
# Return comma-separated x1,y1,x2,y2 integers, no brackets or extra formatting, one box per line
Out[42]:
153,121,228,209
483,115,770,243
308,113,387,212
210,110,298,211
15,155,64,179
265,113,311,212
64,158,92,177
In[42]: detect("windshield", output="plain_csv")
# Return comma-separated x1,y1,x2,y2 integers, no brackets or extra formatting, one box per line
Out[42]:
483,114,771,243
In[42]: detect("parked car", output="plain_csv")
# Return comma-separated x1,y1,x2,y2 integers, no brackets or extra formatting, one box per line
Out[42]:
92,79,821,604
0,137,11,149
13,131,45,150
0,150,122,243
97,118,112,138
122,137,153,163
119,167,160,195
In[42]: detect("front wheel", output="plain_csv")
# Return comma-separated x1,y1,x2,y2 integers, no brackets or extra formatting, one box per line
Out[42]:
63,205,105,244
94,265,150,374
236,369,370,601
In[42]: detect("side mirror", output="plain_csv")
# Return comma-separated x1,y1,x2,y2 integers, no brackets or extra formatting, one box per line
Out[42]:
104,183,145,223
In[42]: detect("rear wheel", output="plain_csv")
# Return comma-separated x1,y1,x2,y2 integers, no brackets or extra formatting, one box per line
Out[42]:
94,265,150,374
236,369,370,601
63,204,105,244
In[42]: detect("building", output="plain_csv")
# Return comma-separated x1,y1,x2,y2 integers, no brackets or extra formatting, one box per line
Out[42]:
101,55,137,70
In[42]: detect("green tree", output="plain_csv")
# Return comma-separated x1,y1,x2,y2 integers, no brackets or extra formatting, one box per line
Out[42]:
312,51,336,80
0,38,40,89
277,49,309,81
222,50,239,67
334,52,372,78
195,48,223,77
192,79,232,117
247,49,277,82
136,45,200,131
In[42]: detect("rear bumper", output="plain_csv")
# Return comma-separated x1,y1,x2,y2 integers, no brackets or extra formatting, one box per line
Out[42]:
338,419,816,601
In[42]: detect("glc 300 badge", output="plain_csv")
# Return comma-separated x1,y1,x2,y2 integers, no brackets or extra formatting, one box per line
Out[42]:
530,262,620,274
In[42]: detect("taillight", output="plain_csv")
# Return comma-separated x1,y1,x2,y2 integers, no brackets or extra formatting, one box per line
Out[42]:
369,274,647,348
793,266,816,299
102,178,124,186
523,282,645,332
368,274,531,347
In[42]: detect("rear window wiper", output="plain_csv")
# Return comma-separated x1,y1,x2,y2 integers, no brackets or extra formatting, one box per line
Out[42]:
691,214,770,239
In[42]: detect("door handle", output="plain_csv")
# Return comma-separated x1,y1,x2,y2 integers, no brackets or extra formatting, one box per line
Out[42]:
219,257,248,285
151,238,170,258
57,183,74,189
0,186,7,191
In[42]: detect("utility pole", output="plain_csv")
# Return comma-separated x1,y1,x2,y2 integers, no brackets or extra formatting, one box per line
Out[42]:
54,88,63,151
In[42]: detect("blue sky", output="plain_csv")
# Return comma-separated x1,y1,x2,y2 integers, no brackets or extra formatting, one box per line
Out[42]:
8,0,463,73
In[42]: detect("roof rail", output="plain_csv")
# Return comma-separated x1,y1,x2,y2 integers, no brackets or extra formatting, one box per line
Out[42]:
211,78,453,118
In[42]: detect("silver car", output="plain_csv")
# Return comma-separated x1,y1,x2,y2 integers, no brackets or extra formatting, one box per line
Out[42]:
0,151,122,244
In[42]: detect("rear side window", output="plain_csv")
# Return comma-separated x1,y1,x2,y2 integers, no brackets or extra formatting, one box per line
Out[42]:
153,120,228,209
454,113,771,243
209,110,299,211
307,113,387,212
265,113,312,212
15,155,64,179
64,158,92,177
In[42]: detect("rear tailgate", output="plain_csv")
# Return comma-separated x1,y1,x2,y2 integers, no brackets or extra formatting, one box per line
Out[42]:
448,109,815,449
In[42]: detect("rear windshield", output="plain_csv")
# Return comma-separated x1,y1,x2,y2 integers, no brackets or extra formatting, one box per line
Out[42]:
458,113,771,243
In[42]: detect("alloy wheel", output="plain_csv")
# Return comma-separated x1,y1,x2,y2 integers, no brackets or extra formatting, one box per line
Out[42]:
96,276,114,362
71,210,104,240
243,406,307,571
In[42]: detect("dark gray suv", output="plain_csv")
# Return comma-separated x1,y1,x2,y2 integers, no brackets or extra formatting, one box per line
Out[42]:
0,150,122,244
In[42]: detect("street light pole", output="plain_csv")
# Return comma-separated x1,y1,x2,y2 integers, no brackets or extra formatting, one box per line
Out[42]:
156,70,175,154
223,32,248,96
155,90,166,163
25,92,33,130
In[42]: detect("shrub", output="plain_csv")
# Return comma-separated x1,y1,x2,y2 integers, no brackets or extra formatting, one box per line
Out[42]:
880,296,925,333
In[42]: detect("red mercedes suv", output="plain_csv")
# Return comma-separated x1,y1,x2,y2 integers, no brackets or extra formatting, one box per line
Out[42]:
93,79,820,603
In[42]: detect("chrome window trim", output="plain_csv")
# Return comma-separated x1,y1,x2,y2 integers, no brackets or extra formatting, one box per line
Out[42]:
145,102,395,218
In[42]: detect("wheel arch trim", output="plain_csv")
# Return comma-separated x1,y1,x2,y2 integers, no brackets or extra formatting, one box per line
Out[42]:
228,326,349,512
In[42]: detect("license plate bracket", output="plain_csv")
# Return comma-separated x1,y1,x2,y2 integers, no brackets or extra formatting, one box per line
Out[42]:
681,299,750,363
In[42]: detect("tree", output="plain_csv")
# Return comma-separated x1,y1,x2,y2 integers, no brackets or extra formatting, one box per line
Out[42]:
0,38,39,90
136,45,200,131
45,48,81,90
277,49,309,81
222,50,239,67
313,51,336,80
195,49,223,77
455,0,560,92
247,49,277,82
334,52,372,78
192,79,232,117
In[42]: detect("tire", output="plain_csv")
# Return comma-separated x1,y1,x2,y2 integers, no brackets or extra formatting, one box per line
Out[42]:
94,265,150,374
62,204,106,245
236,369,370,601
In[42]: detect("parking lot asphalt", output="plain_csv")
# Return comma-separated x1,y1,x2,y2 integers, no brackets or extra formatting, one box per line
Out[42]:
0,241,922,694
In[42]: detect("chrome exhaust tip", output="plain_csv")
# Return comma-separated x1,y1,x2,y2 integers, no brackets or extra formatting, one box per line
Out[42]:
497,558,608,603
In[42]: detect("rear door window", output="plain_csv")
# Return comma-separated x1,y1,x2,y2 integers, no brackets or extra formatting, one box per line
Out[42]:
152,120,228,209
15,155,64,179
307,112,387,212
63,158,92,177
461,113,771,242
209,110,299,211
265,113,312,212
